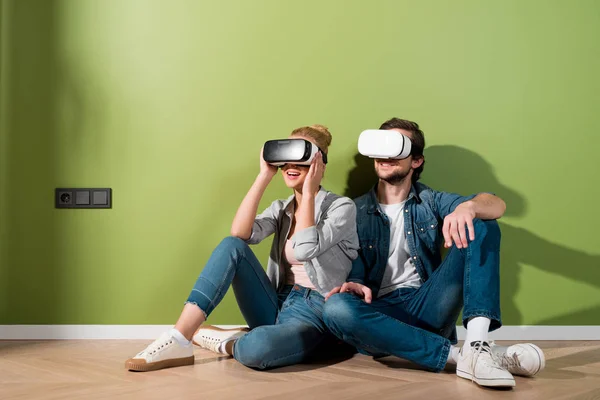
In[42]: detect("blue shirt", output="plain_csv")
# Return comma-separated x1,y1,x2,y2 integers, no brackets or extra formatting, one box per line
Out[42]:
347,182,479,298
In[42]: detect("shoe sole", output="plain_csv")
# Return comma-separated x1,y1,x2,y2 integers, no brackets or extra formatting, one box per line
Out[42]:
191,325,249,347
457,369,516,387
125,355,195,372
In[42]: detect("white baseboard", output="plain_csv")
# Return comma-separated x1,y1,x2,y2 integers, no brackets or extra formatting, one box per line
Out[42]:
0,325,246,340
0,325,599,340
456,326,600,341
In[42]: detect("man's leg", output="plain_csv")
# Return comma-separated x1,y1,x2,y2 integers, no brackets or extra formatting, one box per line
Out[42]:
380,219,513,386
402,219,502,351
412,220,543,378
323,292,451,372
323,220,511,385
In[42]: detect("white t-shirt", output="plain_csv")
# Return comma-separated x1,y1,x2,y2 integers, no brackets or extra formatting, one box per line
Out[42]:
378,201,422,297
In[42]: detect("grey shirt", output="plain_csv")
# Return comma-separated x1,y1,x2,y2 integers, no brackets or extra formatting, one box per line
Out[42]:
245,187,359,296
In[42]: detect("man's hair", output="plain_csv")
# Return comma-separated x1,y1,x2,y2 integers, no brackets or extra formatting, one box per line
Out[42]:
379,118,426,183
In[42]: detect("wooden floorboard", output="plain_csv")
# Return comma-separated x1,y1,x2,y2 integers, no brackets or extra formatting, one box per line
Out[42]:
1,340,599,399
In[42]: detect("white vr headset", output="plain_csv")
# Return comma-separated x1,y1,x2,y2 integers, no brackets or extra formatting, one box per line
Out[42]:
358,129,412,159
263,138,328,167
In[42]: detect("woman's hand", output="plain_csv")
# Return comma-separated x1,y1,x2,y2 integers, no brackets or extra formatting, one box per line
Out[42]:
302,152,325,196
231,147,277,239
259,147,278,181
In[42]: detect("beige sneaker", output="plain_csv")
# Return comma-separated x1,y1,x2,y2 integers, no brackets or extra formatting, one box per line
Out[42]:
125,332,194,372
457,341,516,387
192,325,249,355
491,342,546,377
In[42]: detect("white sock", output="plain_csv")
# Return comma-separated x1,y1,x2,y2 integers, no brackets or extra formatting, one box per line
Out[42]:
446,345,461,365
170,328,191,346
218,338,239,355
218,341,229,354
464,317,491,349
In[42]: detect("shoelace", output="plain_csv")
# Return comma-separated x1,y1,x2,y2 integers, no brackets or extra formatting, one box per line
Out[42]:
143,336,174,355
198,334,221,352
500,352,522,372
494,349,523,374
488,341,523,373
469,341,504,382
469,341,486,381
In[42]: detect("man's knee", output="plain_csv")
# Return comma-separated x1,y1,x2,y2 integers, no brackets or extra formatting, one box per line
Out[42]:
471,219,501,248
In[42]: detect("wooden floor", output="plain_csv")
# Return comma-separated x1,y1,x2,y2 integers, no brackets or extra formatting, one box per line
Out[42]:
1,340,599,400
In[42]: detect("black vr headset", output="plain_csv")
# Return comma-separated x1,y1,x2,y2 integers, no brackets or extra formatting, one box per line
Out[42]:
263,139,328,166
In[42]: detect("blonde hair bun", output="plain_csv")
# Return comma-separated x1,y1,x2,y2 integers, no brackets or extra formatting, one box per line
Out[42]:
291,124,332,153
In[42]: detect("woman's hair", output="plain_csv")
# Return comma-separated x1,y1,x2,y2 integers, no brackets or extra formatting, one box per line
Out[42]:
290,124,332,153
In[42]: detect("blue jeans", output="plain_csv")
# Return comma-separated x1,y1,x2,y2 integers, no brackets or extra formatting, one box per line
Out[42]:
186,236,337,370
323,219,502,372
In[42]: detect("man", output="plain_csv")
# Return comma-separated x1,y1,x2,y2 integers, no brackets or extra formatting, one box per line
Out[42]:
323,118,544,388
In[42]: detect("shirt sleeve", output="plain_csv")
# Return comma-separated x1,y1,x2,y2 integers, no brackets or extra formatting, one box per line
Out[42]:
290,198,357,262
346,249,367,285
245,200,282,245
432,190,494,219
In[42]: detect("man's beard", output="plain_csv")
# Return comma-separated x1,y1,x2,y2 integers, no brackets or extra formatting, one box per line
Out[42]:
379,170,410,185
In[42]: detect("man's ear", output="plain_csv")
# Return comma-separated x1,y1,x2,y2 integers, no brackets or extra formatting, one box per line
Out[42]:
412,156,424,169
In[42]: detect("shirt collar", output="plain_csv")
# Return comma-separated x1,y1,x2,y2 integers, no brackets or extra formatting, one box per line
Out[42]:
282,186,329,215
366,183,421,214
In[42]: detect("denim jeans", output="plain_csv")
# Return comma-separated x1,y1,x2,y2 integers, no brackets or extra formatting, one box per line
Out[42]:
323,219,502,372
186,236,338,369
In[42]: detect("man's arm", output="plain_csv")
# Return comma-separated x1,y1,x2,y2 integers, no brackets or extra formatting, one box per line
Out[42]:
346,251,367,285
434,191,506,248
460,193,506,220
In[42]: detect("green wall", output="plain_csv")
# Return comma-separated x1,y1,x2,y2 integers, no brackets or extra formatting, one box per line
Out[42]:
1,0,599,326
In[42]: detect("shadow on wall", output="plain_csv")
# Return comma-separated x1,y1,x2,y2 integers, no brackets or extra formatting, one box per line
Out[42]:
343,153,378,200
343,145,600,325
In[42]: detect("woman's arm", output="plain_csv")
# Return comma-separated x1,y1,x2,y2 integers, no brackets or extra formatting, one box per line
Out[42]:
294,153,324,233
230,148,278,240
292,198,358,261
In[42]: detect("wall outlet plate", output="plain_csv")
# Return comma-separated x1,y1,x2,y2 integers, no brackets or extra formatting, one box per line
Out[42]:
55,188,112,209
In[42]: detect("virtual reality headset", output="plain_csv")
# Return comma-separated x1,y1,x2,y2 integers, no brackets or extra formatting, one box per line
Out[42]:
358,129,412,159
263,139,328,166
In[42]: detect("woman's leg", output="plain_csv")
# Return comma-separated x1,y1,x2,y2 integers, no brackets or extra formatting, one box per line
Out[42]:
175,236,279,339
125,236,279,371
233,286,333,370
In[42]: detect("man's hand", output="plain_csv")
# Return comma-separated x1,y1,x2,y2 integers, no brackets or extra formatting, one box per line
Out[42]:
443,201,476,249
325,282,372,303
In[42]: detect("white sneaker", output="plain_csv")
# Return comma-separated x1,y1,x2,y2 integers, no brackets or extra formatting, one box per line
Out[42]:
457,341,516,387
491,342,546,377
192,325,248,355
125,332,194,372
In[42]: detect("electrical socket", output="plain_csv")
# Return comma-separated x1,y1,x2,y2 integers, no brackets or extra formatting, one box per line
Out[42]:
55,188,112,209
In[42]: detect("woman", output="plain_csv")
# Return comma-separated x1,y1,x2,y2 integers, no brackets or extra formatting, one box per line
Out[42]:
125,124,359,371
